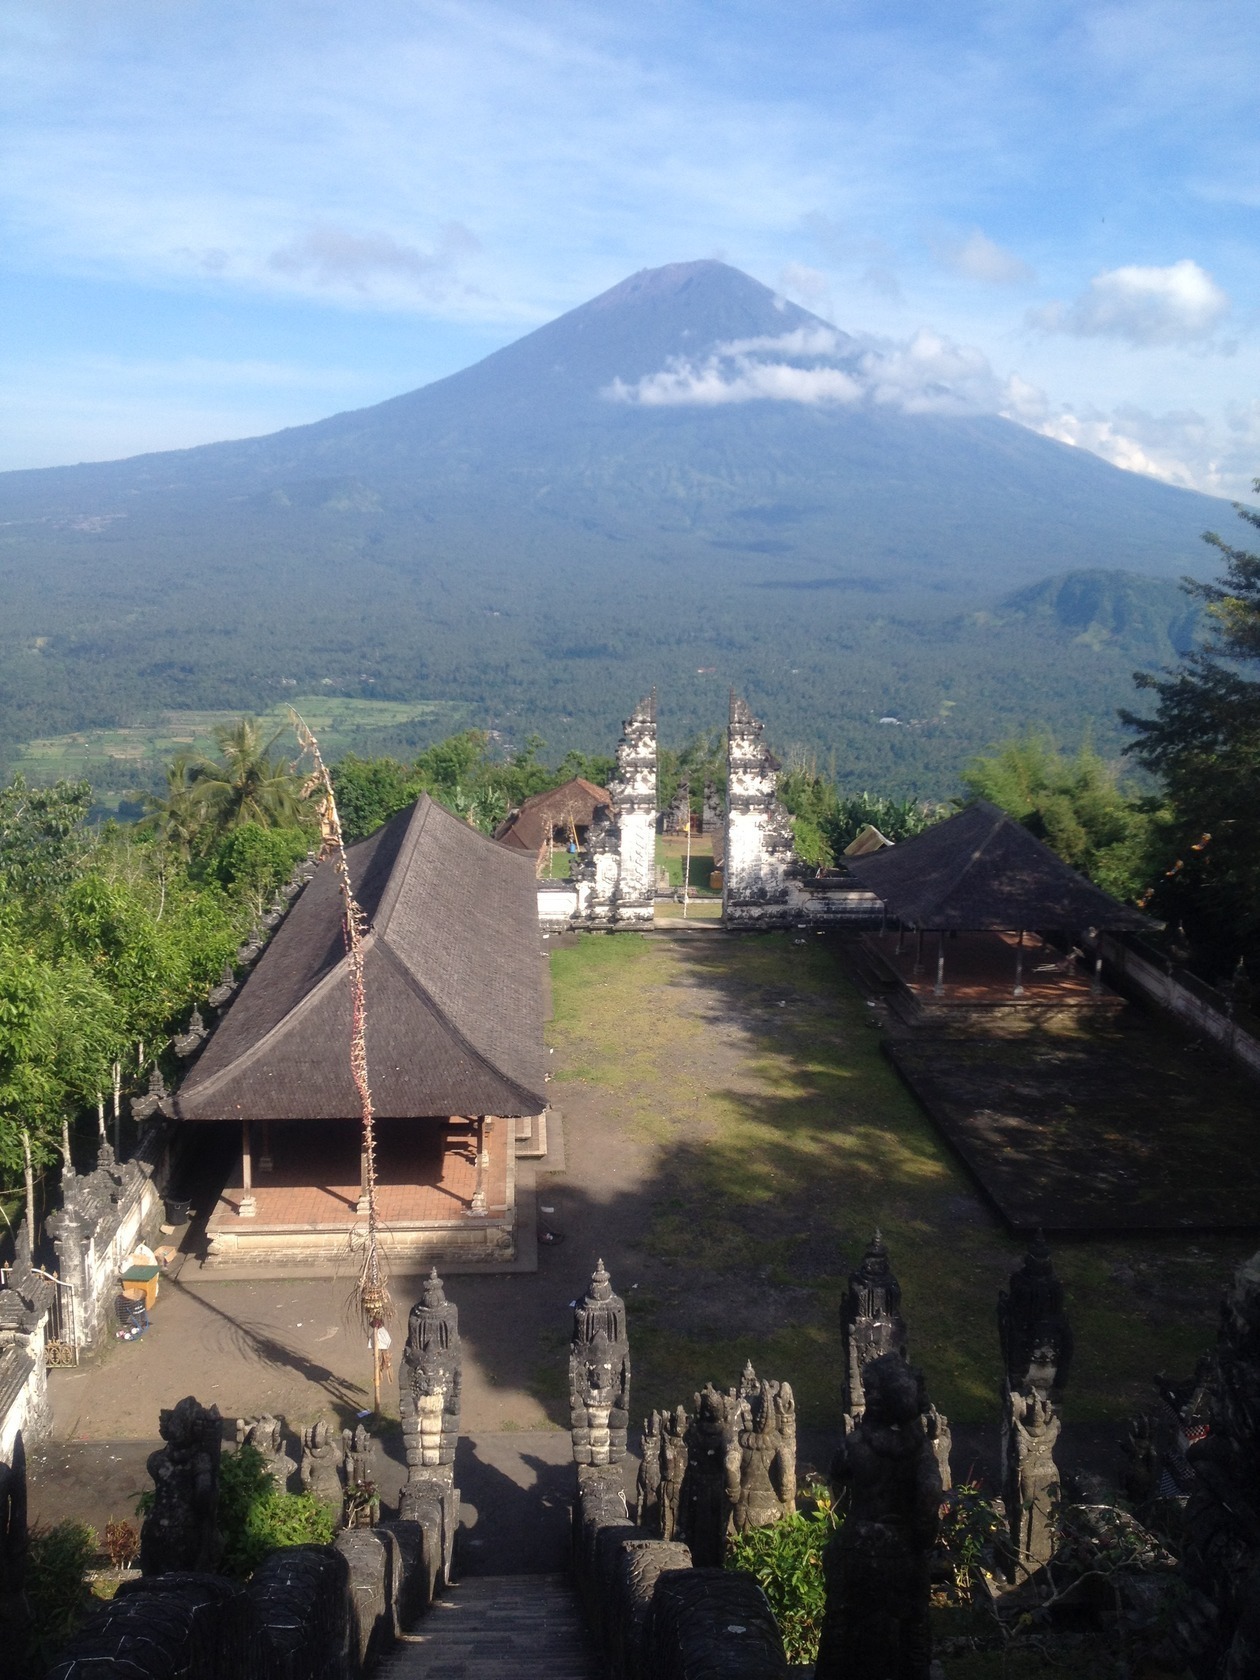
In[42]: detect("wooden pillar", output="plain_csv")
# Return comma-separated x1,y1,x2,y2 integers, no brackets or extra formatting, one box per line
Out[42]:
238,1120,257,1218
1013,930,1025,999
913,927,924,975
1091,935,1103,997
934,931,946,997
469,1116,489,1216
259,1121,274,1174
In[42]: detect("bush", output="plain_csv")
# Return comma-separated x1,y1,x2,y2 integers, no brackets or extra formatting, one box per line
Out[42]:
25,1520,96,1666
725,1487,838,1664
102,1517,139,1570
218,1444,337,1578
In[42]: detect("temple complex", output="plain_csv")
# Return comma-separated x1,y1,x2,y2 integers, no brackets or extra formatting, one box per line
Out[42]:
173,793,547,1270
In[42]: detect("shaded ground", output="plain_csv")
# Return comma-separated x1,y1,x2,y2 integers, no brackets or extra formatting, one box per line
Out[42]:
887,1011,1260,1231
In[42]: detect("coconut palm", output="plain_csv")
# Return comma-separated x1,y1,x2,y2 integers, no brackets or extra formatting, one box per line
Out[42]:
189,718,309,835
142,754,206,858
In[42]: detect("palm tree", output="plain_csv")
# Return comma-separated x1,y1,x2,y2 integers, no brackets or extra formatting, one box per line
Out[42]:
189,718,309,835
142,754,206,858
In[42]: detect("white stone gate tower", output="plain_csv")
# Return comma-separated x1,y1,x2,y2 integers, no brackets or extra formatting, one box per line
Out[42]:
722,692,796,926
574,692,658,927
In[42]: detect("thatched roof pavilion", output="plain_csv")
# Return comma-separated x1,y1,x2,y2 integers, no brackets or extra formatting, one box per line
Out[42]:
844,800,1152,933
176,794,547,1271
177,793,547,1122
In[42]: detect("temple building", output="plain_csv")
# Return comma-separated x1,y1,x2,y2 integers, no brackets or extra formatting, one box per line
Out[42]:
494,776,613,862
174,794,547,1270
844,799,1153,1021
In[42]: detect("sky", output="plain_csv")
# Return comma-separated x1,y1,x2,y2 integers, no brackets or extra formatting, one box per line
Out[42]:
2,0,1258,495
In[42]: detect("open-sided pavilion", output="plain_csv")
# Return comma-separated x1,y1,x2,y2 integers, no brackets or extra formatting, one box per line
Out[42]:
174,794,547,1271
844,800,1154,1021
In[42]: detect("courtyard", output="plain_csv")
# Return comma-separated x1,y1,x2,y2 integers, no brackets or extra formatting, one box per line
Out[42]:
31,929,1257,1538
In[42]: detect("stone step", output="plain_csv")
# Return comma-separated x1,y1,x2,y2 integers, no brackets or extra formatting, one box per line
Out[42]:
377,1573,602,1680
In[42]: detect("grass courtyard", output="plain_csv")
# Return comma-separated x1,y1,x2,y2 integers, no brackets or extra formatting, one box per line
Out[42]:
546,929,1251,1429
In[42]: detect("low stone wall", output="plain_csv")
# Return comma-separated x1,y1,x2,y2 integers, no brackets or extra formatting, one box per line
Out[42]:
571,1466,788,1680
45,1520,442,1680
539,881,580,926
47,1123,173,1354
1099,932,1260,1080
0,1229,53,1462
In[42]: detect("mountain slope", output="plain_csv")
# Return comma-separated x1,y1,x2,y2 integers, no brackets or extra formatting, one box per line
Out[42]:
0,260,1225,785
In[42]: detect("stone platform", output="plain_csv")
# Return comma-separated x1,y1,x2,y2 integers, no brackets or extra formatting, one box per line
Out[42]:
860,928,1125,1028
202,1116,516,1272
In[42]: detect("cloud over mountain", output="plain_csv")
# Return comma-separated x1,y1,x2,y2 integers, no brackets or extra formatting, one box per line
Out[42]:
1031,260,1230,346
606,323,1020,417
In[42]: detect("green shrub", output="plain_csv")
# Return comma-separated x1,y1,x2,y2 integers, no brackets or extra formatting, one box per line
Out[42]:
25,1520,96,1667
725,1487,838,1664
218,1444,337,1578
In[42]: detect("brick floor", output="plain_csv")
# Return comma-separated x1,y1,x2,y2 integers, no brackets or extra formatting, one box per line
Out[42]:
866,928,1109,1006
210,1116,510,1230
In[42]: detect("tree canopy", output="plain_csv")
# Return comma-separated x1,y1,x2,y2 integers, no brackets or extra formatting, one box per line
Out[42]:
1123,487,1260,979
959,733,1159,906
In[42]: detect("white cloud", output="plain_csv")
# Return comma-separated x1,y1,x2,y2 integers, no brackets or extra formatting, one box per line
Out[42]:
928,227,1033,285
609,340,862,408
1031,260,1230,346
607,325,1012,416
269,221,479,295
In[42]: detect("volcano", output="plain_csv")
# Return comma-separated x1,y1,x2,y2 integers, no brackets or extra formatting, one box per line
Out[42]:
0,260,1223,787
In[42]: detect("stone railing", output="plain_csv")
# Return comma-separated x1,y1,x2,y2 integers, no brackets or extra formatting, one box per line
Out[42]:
1097,931,1260,1080
45,1520,437,1680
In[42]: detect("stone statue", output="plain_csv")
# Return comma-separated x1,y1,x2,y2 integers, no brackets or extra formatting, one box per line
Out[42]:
139,1396,224,1575
842,1231,909,1422
998,1232,1073,1396
299,1417,345,1507
659,1405,689,1543
815,1353,941,1680
729,1373,797,1534
1002,1386,1061,1577
636,1411,664,1531
569,1259,630,1467
236,1414,296,1491
400,1268,461,1482
682,1383,740,1567
342,1423,379,1528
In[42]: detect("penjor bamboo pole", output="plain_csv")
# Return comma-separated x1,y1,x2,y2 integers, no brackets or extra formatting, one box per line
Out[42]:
291,710,392,1412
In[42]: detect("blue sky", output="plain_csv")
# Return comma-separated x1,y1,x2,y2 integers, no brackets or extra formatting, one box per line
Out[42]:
2,0,1257,492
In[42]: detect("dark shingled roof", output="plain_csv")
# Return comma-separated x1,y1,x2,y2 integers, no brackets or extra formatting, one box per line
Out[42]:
174,794,548,1122
494,777,613,853
843,800,1155,933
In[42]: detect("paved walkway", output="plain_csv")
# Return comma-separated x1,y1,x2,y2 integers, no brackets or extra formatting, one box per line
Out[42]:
376,1575,600,1679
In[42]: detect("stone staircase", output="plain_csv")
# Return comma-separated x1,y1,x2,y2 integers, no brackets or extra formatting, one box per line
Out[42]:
376,1573,602,1679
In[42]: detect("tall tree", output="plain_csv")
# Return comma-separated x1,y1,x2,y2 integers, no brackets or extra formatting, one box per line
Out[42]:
1123,485,1260,978
189,718,309,834
961,732,1158,904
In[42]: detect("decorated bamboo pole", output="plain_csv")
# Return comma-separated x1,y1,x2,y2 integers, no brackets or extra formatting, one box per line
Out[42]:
291,710,392,1412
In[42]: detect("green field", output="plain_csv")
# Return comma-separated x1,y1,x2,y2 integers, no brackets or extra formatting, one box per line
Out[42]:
12,696,468,812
